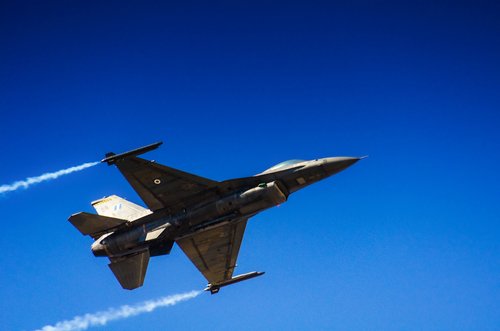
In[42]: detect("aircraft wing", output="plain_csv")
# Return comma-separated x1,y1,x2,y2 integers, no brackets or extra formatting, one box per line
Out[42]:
176,219,248,286
111,156,219,212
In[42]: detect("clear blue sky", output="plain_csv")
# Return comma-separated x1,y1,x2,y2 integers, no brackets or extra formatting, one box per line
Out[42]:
1,1,499,330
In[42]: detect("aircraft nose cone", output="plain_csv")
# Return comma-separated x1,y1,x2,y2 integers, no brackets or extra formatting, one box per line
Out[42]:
322,157,363,175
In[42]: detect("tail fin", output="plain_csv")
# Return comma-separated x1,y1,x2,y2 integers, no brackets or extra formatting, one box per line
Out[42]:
92,195,152,221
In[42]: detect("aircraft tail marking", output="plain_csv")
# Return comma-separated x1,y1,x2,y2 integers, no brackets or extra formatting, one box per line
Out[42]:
92,195,152,221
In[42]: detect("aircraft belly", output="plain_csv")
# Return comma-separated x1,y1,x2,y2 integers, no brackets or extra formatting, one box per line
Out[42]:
186,180,287,227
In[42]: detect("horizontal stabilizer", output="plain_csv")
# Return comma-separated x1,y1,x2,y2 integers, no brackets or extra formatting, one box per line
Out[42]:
101,142,163,165
68,212,128,239
109,250,150,290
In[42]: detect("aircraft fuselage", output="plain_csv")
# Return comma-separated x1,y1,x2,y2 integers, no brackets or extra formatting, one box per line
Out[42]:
91,157,359,258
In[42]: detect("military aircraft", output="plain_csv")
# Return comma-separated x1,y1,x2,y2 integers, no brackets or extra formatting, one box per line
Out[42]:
69,142,362,294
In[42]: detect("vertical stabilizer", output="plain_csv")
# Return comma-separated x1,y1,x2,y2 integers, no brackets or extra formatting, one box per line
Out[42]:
92,195,152,221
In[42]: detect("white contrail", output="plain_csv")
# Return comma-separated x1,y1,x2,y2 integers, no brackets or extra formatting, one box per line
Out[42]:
35,290,201,331
0,162,98,194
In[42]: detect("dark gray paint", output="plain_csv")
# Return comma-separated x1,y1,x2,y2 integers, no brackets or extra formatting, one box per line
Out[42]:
69,142,362,293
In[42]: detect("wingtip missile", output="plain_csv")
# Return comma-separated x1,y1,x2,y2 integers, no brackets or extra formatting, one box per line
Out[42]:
204,271,265,294
101,141,163,165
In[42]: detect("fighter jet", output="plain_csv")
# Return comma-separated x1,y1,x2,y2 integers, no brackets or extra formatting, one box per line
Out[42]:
69,142,362,293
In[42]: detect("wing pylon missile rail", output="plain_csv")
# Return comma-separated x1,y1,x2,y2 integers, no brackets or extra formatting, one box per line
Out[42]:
204,271,265,294
101,141,163,165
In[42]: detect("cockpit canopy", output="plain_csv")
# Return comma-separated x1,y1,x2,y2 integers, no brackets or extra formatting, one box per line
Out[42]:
261,159,306,174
